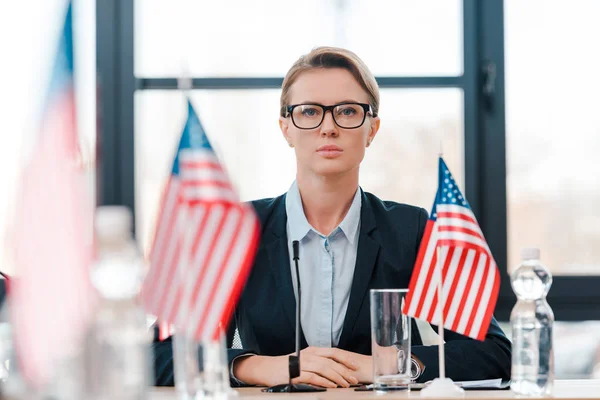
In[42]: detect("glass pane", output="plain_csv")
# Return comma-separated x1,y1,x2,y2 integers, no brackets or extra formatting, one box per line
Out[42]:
135,89,463,254
0,0,96,275
360,89,464,208
505,0,600,275
135,0,462,77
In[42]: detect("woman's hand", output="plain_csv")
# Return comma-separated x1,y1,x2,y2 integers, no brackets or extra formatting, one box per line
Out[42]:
233,347,373,388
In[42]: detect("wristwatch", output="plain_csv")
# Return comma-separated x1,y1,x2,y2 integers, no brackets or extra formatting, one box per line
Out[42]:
410,356,425,381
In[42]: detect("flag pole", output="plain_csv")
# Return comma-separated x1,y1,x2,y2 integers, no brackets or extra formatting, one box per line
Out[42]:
436,141,446,379
172,69,202,400
436,246,446,379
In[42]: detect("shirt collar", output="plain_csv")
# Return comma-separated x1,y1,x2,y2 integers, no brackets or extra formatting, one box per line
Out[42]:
285,181,362,245
338,187,362,245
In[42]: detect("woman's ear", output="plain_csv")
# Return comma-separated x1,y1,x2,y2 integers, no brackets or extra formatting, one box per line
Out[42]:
367,116,381,146
279,116,293,147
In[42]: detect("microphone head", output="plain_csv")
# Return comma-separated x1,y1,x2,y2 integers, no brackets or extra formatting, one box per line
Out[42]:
292,240,299,260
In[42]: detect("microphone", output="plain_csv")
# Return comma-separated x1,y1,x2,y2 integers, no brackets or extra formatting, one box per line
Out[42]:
264,240,326,393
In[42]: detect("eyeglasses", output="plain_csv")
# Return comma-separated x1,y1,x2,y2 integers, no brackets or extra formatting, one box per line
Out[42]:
284,102,375,130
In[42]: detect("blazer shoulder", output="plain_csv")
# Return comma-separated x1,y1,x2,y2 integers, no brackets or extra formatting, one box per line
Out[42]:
363,191,428,223
362,191,429,261
248,194,286,226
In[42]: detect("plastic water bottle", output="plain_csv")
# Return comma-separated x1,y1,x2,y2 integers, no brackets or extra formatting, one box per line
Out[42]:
510,248,554,396
84,206,151,399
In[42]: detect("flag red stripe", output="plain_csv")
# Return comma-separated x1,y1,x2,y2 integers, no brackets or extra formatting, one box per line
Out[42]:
161,207,211,324
478,268,501,340
186,205,230,324
149,179,179,260
437,212,476,224
158,322,172,341
186,199,235,207
427,247,455,323
154,209,188,320
451,252,481,332
195,209,245,339
214,216,261,340
438,226,484,240
144,184,180,310
444,249,468,317
180,161,222,170
464,256,491,336
181,180,233,190
154,206,194,321
427,290,438,323
414,251,437,319
163,207,214,324
404,221,434,308
146,191,181,298
189,208,212,257
187,206,242,339
437,240,487,253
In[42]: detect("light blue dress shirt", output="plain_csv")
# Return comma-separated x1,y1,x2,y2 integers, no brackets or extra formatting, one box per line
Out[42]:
285,181,361,347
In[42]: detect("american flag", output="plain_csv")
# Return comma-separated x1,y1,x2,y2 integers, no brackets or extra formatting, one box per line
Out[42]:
403,157,500,341
10,2,96,386
141,100,260,342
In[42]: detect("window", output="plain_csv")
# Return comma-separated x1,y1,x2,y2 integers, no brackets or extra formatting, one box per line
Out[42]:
135,0,463,77
505,0,600,275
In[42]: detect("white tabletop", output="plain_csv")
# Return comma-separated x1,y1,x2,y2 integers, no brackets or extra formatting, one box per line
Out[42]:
149,379,600,399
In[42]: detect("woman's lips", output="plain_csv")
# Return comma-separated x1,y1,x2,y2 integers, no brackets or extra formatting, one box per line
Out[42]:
317,144,343,158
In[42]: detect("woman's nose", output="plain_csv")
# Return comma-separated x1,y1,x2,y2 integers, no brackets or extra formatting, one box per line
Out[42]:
320,112,338,137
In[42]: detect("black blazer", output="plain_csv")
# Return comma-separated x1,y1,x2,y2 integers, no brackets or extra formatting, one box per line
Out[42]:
152,190,511,386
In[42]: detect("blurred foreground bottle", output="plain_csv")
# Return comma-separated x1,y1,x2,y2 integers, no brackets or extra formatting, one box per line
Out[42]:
84,206,151,399
510,248,554,396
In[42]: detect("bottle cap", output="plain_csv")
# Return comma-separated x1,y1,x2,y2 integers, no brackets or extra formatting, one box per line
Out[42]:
95,206,132,240
520,247,540,261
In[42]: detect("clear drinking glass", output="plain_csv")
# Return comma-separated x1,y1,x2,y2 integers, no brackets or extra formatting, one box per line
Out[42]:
370,289,412,392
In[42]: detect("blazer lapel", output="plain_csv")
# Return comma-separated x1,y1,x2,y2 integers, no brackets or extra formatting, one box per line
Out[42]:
263,195,309,349
338,191,380,348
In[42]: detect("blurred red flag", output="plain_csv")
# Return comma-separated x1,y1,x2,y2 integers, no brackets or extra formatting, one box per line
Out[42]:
10,2,96,386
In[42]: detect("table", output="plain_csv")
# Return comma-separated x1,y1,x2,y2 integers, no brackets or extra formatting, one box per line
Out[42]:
150,380,600,399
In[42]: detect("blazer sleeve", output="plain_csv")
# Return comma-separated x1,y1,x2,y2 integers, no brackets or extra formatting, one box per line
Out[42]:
409,207,512,382
151,319,254,387
411,317,512,382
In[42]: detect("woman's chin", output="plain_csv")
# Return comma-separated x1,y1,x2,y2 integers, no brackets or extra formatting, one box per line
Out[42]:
311,163,357,178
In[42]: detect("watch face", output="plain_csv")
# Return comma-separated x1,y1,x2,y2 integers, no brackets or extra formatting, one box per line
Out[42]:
410,357,424,380
397,348,408,373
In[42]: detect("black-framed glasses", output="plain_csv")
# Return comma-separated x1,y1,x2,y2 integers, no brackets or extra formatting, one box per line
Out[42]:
284,102,375,130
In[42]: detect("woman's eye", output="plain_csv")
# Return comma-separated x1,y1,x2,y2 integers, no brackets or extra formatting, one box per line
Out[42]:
301,107,319,117
338,107,357,116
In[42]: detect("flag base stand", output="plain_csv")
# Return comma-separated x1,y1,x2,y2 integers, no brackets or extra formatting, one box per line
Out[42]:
174,331,236,400
202,334,237,399
173,333,203,400
420,378,465,398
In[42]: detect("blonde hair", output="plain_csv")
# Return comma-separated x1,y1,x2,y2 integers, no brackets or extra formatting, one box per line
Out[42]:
280,46,380,117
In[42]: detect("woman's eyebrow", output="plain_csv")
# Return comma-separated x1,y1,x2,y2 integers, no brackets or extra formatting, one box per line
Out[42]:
292,99,363,105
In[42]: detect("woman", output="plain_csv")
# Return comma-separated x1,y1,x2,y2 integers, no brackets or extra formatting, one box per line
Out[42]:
153,47,511,388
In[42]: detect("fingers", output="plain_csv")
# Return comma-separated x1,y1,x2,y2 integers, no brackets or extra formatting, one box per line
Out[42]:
311,347,359,371
328,358,360,386
302,356,357,388
293,371,337,389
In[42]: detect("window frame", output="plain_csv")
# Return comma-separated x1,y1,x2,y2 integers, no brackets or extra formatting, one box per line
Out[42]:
96,0,600,321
